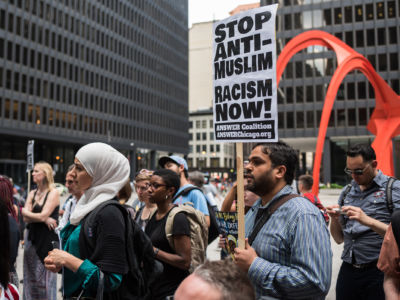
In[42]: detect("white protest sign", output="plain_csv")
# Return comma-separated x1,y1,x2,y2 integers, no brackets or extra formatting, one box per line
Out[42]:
213,4,278,142
27,140,34,172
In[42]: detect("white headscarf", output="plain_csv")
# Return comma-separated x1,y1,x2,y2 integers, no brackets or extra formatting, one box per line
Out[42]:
69,142,130,225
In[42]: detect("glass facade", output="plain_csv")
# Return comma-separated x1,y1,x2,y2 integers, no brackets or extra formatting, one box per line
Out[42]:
0,0,188,183
262,0,400,183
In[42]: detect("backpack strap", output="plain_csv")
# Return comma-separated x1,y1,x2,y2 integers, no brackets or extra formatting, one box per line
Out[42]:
248,194,299,246
340,184,352,206
172,186,202,201
165,205,182,249
386,177,396,215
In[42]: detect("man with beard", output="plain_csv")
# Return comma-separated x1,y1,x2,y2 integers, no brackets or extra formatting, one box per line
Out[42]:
234,141,332,299
326,144,400,300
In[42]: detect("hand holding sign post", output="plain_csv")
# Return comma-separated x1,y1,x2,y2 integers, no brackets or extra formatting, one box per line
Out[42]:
213,5,278,249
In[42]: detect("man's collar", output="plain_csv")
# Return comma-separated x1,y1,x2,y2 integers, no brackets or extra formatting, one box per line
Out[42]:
259,185,293,208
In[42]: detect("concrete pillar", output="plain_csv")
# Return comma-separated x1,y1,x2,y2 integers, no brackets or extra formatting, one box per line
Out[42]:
322,138,331,184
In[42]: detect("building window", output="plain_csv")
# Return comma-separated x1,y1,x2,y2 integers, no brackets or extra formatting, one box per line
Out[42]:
387,1,396,18
202,132,206,140
196,120,200,128
286,87,293,103
377,28,385,45
323,9,332,25
216,145,220,152
365,3,374,20
196,145,200,152
306,86,313,102
378,54,387,71
376,2,385,19
210,158,219,168
296,111,304,128
358,82,366,99
354,5,363,22
334,7,342,24
344,6,352,23
196,133,200,140
337,109,345,126
306,111,314,128
359,108,367,125
366,29,375,46
389,27,397,44
210,132,214,140
296,86,303,103
356,30,364,47
287,112,294,129
348,109,356,126
202,120,206,128
390,53,399,71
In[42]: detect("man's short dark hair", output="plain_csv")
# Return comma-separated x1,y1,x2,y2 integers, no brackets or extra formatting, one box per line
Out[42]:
253,141,298,185
194,259,255,300
347,144,376,162
298,174,313,190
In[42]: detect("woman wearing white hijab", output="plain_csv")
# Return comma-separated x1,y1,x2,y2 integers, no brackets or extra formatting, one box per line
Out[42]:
44,143,130,299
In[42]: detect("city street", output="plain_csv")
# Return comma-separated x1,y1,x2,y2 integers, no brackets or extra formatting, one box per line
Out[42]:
16,188,343,299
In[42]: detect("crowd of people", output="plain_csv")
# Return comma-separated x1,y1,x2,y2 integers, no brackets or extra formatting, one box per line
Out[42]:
0,141,400,299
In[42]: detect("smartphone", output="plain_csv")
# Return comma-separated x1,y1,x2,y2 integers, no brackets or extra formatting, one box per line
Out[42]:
333,207,347,215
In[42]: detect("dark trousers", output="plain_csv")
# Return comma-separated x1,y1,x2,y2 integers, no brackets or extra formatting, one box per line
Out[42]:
336,262,385,300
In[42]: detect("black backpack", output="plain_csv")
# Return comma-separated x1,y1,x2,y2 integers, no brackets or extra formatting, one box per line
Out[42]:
173,186,220,244
80,200,163,300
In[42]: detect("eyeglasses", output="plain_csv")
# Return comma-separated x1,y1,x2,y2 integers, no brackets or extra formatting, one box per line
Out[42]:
149,183,166,189
135,183,149,191
344,165,369,176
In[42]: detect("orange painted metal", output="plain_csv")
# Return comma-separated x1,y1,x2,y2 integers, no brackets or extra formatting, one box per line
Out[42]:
276,30,400,195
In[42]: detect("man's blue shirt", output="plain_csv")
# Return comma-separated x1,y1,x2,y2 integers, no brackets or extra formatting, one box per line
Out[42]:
173,184,209,216
339,170,400,264
245,185,332,299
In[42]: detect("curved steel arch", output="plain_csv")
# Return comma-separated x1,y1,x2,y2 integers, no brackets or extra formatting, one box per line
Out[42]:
276,30,400,195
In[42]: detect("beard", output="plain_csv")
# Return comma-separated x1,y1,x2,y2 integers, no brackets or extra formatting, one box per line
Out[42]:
245,168,275,197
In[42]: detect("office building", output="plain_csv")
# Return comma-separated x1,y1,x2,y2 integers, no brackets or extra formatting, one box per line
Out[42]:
261,0,400,184
0,0,188,183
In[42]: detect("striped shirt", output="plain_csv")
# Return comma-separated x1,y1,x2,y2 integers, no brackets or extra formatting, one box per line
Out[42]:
245,185,332,299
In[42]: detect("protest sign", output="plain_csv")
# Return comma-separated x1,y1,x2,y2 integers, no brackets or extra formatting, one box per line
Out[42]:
27,140,34,172
213,4,278,142
216,211,238,259
27,140,34,193
213,4,278,249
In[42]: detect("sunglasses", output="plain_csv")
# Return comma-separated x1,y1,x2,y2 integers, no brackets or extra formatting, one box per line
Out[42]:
344,164,369,176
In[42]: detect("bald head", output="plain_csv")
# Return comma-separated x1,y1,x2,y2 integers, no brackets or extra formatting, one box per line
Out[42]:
174,274,222,300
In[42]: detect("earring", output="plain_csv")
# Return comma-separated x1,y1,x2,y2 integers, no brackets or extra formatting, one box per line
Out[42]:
165,195,168,200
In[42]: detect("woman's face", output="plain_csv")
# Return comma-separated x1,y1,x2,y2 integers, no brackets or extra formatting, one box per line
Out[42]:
135,180,150,202
72,158,93,192
32,165,46,184
148,175,168,204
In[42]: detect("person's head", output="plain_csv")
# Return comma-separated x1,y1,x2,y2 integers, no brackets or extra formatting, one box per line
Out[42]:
0,175,17,220
345,144,377,186
148,169,180,205
174,259,255,300
69,143,130,225
33,161,55,189
159,155,188,179
135,169,153,202
245,141,298,196
118,180,132,204
0,200,10,288
189,171,205,188
298,175,313,193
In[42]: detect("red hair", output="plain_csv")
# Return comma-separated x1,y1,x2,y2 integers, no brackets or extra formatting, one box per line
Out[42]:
0,176,17,221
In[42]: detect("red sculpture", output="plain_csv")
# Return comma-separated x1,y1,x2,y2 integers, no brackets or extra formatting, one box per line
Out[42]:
277,30,400,195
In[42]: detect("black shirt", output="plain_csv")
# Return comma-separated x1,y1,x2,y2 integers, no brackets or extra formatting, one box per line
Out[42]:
145,209,190,300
